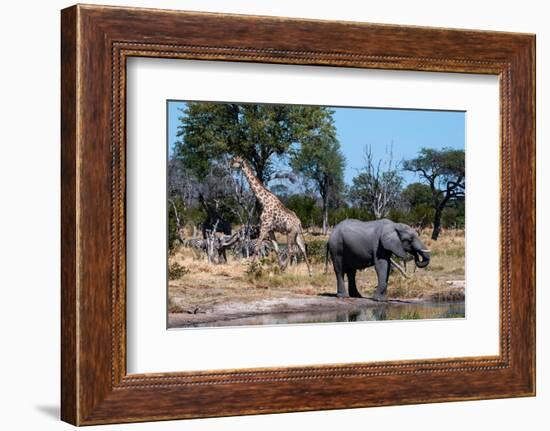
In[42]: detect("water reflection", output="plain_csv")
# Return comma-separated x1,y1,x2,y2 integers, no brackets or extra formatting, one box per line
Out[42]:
188,301,465,328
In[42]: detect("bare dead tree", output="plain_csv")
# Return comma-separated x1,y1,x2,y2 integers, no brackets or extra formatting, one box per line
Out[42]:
223,162,256,253
168,198,185,244
215,231,241,264
349,145,403,219
204,219,220,264
168,158,196,208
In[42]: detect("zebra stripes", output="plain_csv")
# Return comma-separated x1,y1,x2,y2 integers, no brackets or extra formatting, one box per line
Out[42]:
232,239,272,259
181,236,303,266
181,238,206,251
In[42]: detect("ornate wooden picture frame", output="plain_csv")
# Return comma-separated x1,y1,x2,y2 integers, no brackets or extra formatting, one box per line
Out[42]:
61,4,535,425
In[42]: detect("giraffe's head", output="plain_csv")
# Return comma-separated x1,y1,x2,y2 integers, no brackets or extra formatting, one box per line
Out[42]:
230,155,245,169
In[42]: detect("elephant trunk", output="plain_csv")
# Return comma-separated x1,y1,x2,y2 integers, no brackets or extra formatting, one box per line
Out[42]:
414,250,430,268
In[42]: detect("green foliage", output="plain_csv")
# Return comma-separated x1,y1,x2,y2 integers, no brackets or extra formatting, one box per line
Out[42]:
168,102,466,239
284,194,322,228
289,111,345,231
306,240,328,264
328,206,374,226
403,147,465,185
174,102,333,183
181,207,205,226
245,261,263,280
401,182,433,207
167,198,206,253
403,148,465,239
441,201,465,229
406,204,435,228
244,253,288,282
168,197,186,252
386,207,407,223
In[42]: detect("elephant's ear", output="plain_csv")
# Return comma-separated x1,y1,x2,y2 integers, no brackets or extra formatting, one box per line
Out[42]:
380,225,407,259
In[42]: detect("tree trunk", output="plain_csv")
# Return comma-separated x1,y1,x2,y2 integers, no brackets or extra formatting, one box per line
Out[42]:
431,207,443,240
322,196,329,235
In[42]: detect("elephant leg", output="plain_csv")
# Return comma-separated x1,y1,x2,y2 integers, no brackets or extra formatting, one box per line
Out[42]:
374,258,390,301
331,252,347,298
336,271,347,298
347,269,362,298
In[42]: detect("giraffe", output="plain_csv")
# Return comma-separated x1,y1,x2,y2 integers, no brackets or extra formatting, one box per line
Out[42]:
231,156,312,276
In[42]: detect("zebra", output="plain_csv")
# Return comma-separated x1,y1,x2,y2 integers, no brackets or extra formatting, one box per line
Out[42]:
182,238,206,251
182,235,237,264
232,238,273,260
277,244,301,266
233,240,303,266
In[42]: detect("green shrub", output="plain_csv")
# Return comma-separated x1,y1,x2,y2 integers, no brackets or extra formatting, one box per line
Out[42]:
168,262,190,280
245,260,264,280
306,240,328,264
285,195,323,228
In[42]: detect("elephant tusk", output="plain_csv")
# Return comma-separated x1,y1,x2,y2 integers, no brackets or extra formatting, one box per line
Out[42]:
420,249,431,253
390,258,410,279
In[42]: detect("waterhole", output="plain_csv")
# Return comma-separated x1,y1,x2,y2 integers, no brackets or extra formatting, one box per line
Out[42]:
187,301,465,328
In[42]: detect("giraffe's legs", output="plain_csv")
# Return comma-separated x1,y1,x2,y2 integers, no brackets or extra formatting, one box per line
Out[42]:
280,233,293,271
296,230,312,277
280,230,311,276
251,225,269,263
268,231,283,268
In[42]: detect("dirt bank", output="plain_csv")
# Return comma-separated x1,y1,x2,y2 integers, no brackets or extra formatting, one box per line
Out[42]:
167,292,463,328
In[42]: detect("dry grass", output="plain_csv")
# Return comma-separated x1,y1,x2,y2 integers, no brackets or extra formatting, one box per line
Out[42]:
168,229,465,313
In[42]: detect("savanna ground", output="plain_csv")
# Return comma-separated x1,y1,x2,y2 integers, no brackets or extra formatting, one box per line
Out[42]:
167,229,465,328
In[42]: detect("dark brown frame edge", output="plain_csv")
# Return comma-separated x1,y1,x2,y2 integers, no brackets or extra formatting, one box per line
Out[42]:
61,4,535,426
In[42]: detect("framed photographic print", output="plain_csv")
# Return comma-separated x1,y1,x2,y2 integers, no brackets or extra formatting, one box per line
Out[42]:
164,100,465,330
61,4,535,425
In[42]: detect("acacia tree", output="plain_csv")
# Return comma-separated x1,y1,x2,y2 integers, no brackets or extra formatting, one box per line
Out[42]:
173,102,339,233
173,102,327,183
403,147,465,240
400,182,434,230
289,109,345,234
349,145,402,219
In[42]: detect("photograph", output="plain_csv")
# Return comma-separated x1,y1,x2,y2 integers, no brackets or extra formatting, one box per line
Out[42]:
167,101,466,328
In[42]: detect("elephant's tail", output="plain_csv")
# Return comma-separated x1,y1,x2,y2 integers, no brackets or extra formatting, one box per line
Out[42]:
324,243,330,274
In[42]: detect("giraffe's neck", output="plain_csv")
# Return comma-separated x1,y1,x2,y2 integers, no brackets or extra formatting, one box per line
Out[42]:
240,160,271,206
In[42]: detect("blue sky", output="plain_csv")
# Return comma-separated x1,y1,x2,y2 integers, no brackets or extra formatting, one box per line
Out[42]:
168,101,465,186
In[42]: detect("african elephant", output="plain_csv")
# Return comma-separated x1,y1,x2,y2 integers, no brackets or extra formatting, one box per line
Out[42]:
326,219,430,300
